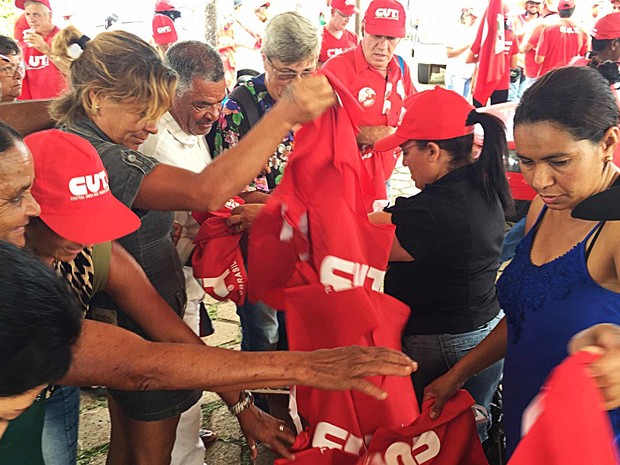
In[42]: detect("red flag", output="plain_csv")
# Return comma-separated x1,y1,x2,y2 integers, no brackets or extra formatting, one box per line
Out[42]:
472,0,506,105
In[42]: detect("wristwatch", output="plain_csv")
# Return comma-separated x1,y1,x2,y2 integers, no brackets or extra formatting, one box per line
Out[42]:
228,390,254,416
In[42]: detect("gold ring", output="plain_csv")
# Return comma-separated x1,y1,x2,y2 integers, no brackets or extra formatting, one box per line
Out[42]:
237,223,244,231
250,444,257,450
278,423,285,432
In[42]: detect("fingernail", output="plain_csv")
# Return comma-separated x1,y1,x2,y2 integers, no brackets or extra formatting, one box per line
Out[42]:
429,410,438,419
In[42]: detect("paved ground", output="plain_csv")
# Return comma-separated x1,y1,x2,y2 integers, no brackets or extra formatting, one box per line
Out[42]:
77,164,418,465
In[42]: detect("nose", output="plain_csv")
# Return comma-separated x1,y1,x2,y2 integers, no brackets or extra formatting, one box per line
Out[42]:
376,37,389,49
144,120,158,135
529,165,555,192
25,192,41,218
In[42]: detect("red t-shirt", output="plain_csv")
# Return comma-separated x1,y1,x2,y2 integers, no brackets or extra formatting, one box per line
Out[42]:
322,45,416,208
524,21,545,78
319,27,358,64
20,26,66,100
536,19,587,76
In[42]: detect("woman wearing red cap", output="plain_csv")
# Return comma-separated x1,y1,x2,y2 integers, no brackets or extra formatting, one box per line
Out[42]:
49,30,334,465
369,86,513,443
425,66,620,457
0,123,418,465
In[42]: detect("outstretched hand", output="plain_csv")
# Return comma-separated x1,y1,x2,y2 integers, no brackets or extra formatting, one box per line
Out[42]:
423,371,464,419
302,345,418,401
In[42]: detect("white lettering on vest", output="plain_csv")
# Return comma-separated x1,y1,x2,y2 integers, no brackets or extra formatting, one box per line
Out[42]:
157,25,172,34
312,422,365,456
319,255,384,292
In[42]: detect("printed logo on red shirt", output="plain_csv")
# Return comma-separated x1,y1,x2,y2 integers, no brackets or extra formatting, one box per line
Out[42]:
156,25,172,34
319,255,385,292
27,54,49,69
358,87,377,107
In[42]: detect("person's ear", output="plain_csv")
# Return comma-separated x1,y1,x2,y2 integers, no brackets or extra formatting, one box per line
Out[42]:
601,125,619,163
426,142,441,163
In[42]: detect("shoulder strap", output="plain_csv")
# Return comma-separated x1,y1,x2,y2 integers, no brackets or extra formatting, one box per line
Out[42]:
229,85,261,129
396,54,405,75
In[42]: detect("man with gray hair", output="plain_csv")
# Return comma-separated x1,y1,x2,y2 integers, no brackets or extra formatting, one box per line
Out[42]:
140,40,225,465
142,40,293,465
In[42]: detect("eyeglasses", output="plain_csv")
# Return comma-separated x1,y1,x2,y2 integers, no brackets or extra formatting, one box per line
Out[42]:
0,64,25,78
335,9,353,19
266,56,315,82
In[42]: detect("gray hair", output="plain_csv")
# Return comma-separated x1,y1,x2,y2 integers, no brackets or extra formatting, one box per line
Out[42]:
24,0,51,14
262,12,320,64
165,41,225,95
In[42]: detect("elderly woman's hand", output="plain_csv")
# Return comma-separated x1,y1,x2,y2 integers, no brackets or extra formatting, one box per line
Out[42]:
569,324,620,410
299,345,418,400
278,75,335,126
236,405,296,460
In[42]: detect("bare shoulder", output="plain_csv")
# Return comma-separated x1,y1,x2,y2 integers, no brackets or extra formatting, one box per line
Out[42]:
524,196,543,234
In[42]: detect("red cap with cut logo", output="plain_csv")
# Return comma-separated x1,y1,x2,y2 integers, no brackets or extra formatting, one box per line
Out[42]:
155,0,175,12
152,13,178,45
331,0,359,16
15,0,52,11
375,86,475,151
24,130,140,244
363,0,406,38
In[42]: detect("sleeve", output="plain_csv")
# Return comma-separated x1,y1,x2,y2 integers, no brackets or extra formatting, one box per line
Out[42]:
98,145,157,210
536,27,549,58
385,197,438,263
212,96,250,157
91,241,112,297
402,61,417,96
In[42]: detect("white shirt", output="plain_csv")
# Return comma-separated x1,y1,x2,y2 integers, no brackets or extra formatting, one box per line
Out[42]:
141,111,212,301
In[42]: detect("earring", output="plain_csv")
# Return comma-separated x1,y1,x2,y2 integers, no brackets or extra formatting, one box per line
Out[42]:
606,155,614,162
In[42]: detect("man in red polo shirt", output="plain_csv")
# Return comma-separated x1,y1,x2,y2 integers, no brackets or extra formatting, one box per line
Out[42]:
16,0,65,100
322,0,415,212
318,0,359,66
520,0,556,93
535,0,588,75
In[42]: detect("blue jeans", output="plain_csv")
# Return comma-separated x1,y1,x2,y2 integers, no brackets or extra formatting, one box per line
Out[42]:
42,385,80,465
445,72,472,100
237,299,280,352
402,312,504,441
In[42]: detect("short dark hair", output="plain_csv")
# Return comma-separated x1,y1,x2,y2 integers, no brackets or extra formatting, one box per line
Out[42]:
0,35,20,57
0,241,82,396
515,66,619,143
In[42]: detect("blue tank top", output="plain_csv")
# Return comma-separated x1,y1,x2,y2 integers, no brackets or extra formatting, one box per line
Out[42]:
497,206,620,457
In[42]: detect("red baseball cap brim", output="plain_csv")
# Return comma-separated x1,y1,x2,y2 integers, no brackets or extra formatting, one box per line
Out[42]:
15,0,52,11
364,21,405,38
25,130,141,245
374,131,409,152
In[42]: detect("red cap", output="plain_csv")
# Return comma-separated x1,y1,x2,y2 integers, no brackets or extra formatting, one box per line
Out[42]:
24,130,141,244
557,0,575,10
331,0,359,15
155,0,175,12
152,14,178,45
375,87,475,151
15,0,52,11
592,12,620,40
363,0,406,38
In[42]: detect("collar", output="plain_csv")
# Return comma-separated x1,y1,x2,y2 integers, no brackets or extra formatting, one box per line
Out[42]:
69,117,113,144
160,112,201,146
426,164,473,190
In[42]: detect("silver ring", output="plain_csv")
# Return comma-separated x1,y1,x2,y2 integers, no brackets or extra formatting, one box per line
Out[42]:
278,423,285,432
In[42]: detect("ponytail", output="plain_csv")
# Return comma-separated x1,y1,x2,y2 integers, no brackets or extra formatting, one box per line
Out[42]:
465,110,514,214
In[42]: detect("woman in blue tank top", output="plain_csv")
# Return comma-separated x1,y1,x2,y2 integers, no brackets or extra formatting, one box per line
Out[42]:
422,66,620,457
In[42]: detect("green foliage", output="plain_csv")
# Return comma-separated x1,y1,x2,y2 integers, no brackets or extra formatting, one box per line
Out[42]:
0,0,17,38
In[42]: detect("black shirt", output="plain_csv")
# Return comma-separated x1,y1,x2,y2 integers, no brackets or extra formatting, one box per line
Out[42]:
385,165,503,335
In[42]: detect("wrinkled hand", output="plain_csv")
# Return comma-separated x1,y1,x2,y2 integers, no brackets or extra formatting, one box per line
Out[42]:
226,204,264,234
171,221,183,245
423,370,464,420
302,345,418,400
569,323,620,410
237,404,296,461
278,74,335,126
23,31,50,54
357,125,397,147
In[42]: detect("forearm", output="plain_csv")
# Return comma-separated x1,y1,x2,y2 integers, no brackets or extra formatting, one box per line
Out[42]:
62,320,304,392
449,317,507,384
356,126,395,147
239,190,271,204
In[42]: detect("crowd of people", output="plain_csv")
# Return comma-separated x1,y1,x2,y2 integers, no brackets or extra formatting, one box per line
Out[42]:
1,0,620,464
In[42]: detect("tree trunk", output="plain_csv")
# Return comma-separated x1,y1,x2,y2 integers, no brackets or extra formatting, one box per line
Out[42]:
204,0,217,47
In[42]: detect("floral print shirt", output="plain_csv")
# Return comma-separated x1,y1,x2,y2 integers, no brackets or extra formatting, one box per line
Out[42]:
212,73,294,193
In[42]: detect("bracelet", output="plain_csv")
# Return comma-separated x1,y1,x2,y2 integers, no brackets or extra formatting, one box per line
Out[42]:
228,390,254,416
